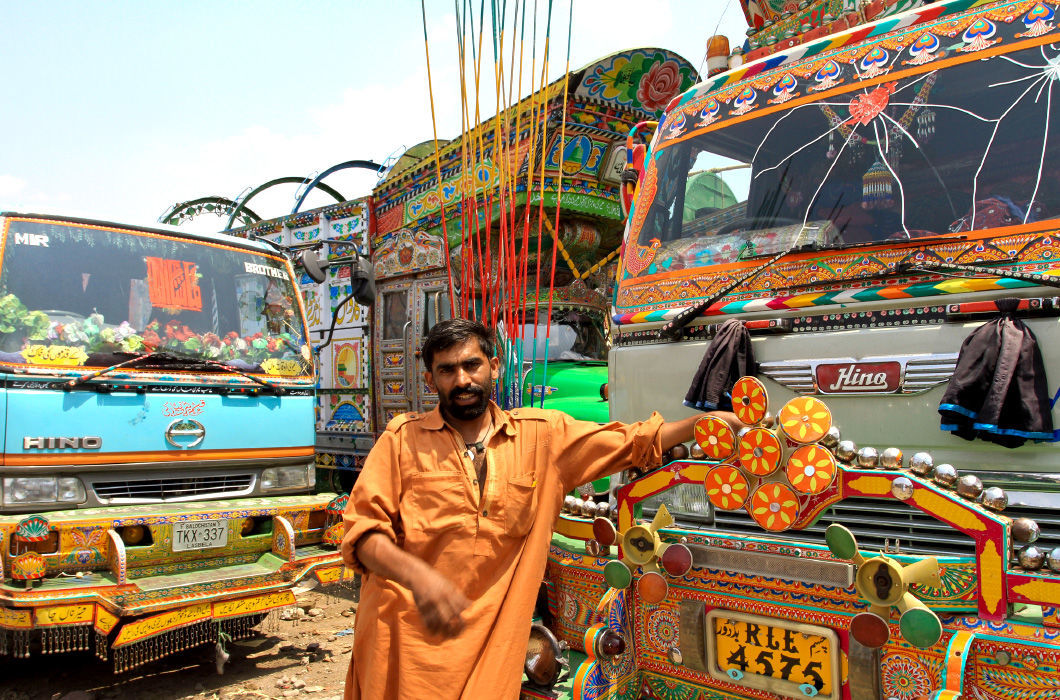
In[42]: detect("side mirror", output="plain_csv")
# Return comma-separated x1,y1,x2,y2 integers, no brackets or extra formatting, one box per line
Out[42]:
297,249,376,307
349,257,377,307
298,248,328,284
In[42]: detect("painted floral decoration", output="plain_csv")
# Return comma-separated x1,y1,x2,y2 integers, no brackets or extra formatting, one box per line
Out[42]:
581,51,696,115
638,61,683,113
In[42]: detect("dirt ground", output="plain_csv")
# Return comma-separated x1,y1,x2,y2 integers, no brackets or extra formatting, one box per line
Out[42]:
1,578,363,700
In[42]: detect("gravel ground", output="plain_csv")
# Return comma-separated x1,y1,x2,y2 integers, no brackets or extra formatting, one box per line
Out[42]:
2,579,362,700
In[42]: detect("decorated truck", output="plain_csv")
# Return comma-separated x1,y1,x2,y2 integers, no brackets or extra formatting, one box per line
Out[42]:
218,48,700,487
0,213,345,669
232,200,378,495
525,1,1060,699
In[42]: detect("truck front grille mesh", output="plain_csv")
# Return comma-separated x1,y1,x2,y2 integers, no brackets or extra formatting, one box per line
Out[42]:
92,475,254,503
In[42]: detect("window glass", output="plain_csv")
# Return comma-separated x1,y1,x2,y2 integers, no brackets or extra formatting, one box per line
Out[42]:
423,290,452,334
633,45,1060,273
520,308,607,361
0,220,310,374
381,291,408,341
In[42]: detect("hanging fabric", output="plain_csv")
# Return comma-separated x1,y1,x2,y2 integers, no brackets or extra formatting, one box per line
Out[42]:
938,298,1057,448
683,318,757,410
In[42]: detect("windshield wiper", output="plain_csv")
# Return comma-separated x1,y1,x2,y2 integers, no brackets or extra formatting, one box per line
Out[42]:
63,351,288,395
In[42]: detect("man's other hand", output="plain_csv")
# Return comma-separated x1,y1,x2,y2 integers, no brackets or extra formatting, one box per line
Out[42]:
410,566,470,637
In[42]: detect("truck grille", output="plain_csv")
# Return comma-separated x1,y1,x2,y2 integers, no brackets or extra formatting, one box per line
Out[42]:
1006,503,1060,544
758,353,958,395
708,496,977,557
92,475,255,503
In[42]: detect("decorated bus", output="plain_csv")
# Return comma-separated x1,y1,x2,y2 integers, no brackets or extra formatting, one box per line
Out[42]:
527,1,1060,698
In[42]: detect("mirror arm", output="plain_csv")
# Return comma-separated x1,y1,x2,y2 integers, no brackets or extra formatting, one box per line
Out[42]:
314,262,357,354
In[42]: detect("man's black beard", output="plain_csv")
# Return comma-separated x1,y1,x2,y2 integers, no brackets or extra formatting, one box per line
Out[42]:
440,381,491,421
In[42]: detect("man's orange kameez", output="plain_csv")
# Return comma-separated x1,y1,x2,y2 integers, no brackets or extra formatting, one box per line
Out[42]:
341,402,664,699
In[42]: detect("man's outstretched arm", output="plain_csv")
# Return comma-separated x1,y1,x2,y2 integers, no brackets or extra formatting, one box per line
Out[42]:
350,532,470,638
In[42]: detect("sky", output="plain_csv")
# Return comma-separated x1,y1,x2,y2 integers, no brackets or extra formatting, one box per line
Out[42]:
1,1,748,234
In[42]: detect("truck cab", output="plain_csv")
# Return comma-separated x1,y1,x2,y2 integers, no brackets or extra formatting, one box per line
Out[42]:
0,213,342,669
535,3,1060,699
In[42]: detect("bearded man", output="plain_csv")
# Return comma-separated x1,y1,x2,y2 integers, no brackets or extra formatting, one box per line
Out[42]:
341,318,740,699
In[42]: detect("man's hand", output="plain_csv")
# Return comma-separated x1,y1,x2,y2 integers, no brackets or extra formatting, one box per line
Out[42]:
409,566,470,637
351,531,470,637
660,410,745,452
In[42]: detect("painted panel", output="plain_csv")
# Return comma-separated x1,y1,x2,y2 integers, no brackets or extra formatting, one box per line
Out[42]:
4,389,314,457
328,207,369,246
402,161,500,224
374,228,446,280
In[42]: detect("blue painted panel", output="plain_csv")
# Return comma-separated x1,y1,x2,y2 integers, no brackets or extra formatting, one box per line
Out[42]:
5,389,313,456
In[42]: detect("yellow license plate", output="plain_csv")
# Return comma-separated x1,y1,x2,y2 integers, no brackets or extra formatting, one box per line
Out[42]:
706,610,839,699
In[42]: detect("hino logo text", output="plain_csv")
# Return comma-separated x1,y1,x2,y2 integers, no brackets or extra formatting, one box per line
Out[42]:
23,436,103,449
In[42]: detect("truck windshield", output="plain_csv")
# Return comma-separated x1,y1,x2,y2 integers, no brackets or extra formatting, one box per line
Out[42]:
0,218,311,376
633,42,1060,272
519,308,607,362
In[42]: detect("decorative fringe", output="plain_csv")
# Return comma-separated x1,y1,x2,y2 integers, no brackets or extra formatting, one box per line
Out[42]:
862,159,895,209
217,612,267,642
0,609,278,667
0,628,32,658
261,607,282,635
110,612,271,673
112,619,212,673
96,629,110,661
917,108,935,141
41,625,91,654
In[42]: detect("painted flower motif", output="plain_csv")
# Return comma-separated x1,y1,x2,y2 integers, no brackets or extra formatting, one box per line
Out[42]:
881,654,931,699
704,465,749,511
961,18,999,53
699,98,722,125
738,428,782,476
786,444,837,494
1018,3,1056,37
637,60,683,113
778,396,832,443
731,376,768,424
731,86,758,115
694,416,735,460
647,608,680,651
750,483,799,532
905,32,941,65
562,591,579,621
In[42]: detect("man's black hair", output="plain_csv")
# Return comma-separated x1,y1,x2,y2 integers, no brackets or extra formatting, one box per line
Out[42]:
421,318,495,370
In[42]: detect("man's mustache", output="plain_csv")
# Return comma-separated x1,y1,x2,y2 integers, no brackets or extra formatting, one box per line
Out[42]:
450,385,485,400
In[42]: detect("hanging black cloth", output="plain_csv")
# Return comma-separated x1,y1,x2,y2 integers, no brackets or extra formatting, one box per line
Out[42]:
938,298,1057,448
683,318,756,411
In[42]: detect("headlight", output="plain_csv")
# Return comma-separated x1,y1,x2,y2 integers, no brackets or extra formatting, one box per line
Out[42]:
2,477,86,506
261,465,313,491
640,483,713,523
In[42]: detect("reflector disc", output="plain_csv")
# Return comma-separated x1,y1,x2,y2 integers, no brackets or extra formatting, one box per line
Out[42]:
694,416,736,460
738,428,782,476
786,444,838,494
731,376,768,425
749,482,800,532
704,464,750,511
778,396,832,444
